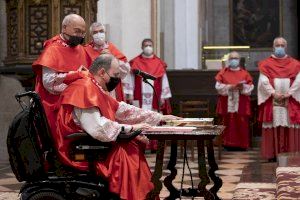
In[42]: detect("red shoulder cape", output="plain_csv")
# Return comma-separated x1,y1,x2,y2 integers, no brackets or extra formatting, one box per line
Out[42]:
258,56,300,123
55,76,119,171
32,35,91,135
130,54,171,114
129,54,166,78
215,68,253,116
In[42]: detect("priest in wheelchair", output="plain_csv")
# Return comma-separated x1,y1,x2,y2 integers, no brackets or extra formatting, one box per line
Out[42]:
8,54,178,200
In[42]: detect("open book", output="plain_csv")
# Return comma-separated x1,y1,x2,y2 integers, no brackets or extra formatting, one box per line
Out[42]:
144,126,196,132
165,118,214,127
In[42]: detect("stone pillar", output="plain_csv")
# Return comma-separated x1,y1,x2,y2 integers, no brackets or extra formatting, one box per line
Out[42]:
174,0,199,69
97,0,151,60
0,0,7,67
0,76,24,163
160,0,175,69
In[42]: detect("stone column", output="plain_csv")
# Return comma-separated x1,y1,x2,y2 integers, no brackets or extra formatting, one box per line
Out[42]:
0,0,7,67
97,0,151,60
160,0,175,69
174,0,199,69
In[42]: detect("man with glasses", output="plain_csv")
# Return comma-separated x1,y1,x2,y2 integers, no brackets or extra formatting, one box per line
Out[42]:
32,13,90,134
85,22,131,102
215,51,254,150
55,54,178,200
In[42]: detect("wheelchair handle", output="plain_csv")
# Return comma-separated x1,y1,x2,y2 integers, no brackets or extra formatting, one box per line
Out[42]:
15,91,40,99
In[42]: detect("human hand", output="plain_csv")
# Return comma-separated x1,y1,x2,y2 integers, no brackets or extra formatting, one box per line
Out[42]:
78,65,89,76
161,115,182,122
136,135,150,145
131,123,152,131
101,48,111,55
283,93,291,99
229,84,238,90
272,92,284,100
236,83,243,90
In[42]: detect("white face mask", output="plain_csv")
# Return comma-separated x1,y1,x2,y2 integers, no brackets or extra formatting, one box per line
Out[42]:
143,46,153,56
93,32,105,45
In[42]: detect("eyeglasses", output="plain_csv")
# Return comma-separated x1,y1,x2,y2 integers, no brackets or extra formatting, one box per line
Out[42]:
105,71,121,79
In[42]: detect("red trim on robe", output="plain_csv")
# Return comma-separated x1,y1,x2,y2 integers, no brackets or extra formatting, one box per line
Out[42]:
84,42,127,102
258,56,300,123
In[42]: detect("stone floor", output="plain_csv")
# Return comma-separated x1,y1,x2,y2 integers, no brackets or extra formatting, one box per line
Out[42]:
0,147,261,200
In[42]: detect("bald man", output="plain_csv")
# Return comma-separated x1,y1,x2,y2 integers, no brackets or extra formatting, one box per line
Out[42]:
215,51,254,150
258,37,300,161
32,14,91,134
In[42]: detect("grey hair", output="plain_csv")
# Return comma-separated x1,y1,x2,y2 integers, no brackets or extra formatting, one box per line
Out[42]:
62,14,84,27
273,37,287,47
89,22,105,35
89,54,114,74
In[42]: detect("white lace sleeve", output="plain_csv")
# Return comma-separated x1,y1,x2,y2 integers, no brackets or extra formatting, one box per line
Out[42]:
116,101,163,125
42,67,68,94
288,72,300,103
215,81,231,96
240,84,254,96
257,73,275,105
122,73,134,96
161,74,172,99
73,107,132,142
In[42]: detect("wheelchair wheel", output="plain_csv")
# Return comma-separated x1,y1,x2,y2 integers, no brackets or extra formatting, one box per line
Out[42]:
23,191,65,200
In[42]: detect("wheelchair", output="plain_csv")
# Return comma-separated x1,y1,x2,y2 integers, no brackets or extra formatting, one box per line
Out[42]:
7,91,142,200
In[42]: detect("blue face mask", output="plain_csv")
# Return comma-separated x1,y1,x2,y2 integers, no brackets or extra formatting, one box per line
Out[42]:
274,47,286,58
229,59,240,68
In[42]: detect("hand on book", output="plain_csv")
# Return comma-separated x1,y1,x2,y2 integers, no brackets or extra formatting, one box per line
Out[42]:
161,115,182,122
132,123,152,131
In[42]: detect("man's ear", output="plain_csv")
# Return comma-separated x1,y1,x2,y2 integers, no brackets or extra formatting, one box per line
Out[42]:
62,25,67,32
97,68,105,77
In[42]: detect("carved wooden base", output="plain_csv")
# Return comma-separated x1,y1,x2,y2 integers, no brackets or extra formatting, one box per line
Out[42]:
147,136,222,200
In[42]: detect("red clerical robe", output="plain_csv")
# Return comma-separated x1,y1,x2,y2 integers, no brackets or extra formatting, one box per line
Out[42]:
258,56,300,159
55,76,154,200
258,56,300,123
215,68,253,149
130,54,172,151
129,54,172,114
84,42,127,102
32,35,90,133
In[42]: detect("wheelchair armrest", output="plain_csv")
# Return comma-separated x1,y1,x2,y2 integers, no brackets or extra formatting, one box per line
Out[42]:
117,130,142,140
65,132,90,140
66,130,142,141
